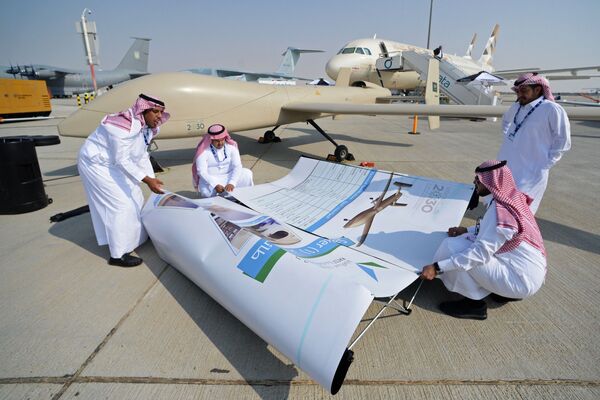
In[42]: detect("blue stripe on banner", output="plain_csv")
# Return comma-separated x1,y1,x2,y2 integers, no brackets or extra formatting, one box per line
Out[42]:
236,239,278,278
296,273,333,365
306,168,377,232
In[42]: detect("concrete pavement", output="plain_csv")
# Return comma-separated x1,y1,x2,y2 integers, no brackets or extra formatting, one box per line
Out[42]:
0,98,598,399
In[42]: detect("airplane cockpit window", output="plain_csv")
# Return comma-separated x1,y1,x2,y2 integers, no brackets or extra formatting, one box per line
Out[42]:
355,48,365,55
363,48,372,55
341,47,356,54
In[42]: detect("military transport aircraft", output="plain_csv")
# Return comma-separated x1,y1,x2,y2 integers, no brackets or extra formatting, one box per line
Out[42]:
1,38,150,97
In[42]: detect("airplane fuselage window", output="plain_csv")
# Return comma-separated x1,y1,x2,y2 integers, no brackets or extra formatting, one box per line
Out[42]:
341,47,356,54
363,48,372,55
356,48,365,55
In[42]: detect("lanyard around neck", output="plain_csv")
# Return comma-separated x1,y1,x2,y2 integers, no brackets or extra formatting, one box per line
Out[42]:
143,127,152,146
508,100,543,141
210,144,227,162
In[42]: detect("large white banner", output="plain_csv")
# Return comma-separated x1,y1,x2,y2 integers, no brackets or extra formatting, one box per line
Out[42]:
141,158,473,393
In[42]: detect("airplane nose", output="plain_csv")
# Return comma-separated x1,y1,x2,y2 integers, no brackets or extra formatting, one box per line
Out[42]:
325,56,343,80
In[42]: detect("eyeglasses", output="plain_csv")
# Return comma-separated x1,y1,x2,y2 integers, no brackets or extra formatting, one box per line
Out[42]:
514,86,533,94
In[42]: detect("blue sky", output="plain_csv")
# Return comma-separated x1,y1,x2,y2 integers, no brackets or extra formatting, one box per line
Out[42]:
1,0,599,91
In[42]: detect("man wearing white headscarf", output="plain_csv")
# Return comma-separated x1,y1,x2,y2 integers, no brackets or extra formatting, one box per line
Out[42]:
78,94,170,267
497,73,571,213
421,160,547,320
192,124,253,198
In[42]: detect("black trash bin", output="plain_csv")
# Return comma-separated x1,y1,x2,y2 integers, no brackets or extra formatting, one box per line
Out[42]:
0,135,59,214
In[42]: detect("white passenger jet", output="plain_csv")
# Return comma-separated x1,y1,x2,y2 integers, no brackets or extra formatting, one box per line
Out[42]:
325,25,600,91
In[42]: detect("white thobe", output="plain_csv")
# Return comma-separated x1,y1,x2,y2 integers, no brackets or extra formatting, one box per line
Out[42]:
498,96,571,213
434,201,546,300
195,143,253,198
77,113,156,258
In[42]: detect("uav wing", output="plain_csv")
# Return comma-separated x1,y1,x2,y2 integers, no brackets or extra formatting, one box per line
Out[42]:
355,172,394,246
496,65,600,80
282,102,600,120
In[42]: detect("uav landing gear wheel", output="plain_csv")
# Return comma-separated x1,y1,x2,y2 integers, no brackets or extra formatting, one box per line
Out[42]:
260,129,281,143
334,145,354,162
264,130,275,142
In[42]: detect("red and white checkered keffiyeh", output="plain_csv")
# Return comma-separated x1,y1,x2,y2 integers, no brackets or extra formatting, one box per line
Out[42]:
512,73,555,102
476,160,546,257
191,124,238,190
103,94,170,135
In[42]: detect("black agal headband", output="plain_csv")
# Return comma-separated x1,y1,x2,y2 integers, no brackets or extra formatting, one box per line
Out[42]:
139,93,165,107
475,160,507,173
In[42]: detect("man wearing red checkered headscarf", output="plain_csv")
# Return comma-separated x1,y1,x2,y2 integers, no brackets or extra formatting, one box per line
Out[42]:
192,124,253,198
78,94,170,267
420,160,547,320
497,72,571,213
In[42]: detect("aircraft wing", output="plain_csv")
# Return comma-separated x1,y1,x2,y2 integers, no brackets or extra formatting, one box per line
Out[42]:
557,100,600,107
281,102,600,121
50,68,79,76
34,65,81,76
207,69,311,82
544,75,600,81
356,173,393,246
128,72,150,79
187,66,314,81
356,214,375,247
496,65,600,79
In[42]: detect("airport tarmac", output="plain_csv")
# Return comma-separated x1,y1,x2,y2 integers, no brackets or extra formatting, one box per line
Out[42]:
0,98,599,399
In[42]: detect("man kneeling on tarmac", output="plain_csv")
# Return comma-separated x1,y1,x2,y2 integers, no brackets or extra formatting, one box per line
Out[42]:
420,160,546,320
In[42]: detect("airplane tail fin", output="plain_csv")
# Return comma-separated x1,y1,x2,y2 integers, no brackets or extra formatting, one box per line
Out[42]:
478,24,499,68
464,33,477,59
116,38,150,72
276,47,324,76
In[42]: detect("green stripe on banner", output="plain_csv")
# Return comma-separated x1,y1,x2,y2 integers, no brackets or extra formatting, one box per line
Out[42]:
357,261,387,269
254,249,286,283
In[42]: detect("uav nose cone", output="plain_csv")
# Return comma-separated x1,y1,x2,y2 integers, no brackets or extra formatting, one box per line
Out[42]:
58,107,105,138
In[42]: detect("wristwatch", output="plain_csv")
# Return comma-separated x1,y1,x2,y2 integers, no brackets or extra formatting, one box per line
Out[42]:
433,262,443,275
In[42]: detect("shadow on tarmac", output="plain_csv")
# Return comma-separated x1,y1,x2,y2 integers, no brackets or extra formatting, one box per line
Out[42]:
142,258,299,399
48,209,298,399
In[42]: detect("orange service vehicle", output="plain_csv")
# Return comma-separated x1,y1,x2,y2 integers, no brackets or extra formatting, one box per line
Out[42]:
0,78,52,120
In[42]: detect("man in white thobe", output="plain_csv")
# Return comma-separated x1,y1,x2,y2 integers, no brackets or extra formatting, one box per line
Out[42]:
498,73,571,213
421,160,547,320
192,124,253,198
78,94,169,267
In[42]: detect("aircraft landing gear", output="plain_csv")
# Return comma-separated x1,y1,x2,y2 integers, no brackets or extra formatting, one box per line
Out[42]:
147,141,164,173
306,119,355,162
334,145,349,162
260,125,281,143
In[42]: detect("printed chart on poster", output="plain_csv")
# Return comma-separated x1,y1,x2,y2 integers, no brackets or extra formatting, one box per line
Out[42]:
235,157,474,270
